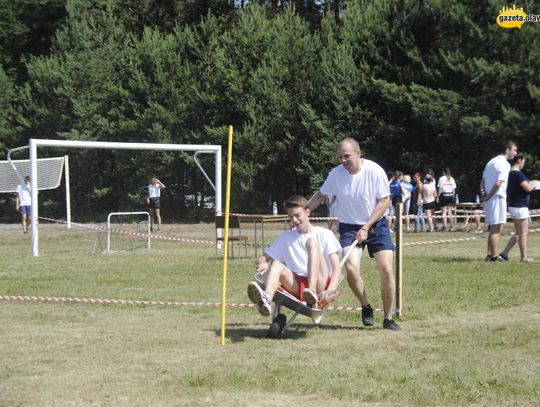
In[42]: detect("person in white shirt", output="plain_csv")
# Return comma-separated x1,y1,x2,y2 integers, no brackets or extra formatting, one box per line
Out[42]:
437,167,457,231
308,138,401,331
146,176,165,232
480,140,517,261
422,171,437,232
16,176,32,234
248,195,342,317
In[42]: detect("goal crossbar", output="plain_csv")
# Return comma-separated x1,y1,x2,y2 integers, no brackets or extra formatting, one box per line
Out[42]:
24,138,222,257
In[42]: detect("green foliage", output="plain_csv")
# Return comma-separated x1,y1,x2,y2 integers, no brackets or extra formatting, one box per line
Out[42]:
1,0,539,219
0,0,66,81
0,66,18,153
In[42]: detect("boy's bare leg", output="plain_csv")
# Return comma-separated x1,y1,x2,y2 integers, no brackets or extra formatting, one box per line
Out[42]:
305,238,329,293
21,214,28,233
262,260,297,300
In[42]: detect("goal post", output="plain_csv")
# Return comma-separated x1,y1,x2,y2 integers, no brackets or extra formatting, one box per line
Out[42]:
3,148,71,228
106,211,151,254
26,138,222,257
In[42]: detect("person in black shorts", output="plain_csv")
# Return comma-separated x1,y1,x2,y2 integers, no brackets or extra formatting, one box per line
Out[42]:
437,167,457,231
146,176,165,231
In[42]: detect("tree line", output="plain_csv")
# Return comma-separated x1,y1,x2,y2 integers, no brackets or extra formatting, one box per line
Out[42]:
1,0,539,221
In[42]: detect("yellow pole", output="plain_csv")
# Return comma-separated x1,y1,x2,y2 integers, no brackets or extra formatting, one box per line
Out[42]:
220,125,234,345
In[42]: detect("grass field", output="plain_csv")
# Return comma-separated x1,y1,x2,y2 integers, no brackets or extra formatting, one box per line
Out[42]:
1,221,539,406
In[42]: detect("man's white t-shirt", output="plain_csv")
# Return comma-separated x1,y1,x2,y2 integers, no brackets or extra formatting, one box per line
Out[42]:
320,159,390,225
437,176,456,194
265,226,341,277
16,183,32,206
148,184,161,198
483,155,511,198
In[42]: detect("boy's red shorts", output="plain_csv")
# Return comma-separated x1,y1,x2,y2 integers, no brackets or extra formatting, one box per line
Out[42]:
292,274,331,301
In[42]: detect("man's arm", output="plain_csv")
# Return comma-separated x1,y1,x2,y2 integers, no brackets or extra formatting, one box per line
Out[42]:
357,196,390,240
307,191,327,212
479,178,486,200
16,194,20,211
484,180,504,201
356,196,390,242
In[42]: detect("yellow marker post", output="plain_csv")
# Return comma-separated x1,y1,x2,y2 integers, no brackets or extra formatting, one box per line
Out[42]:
220,125,234,345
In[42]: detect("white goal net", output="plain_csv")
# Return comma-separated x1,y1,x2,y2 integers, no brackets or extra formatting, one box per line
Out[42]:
91,212,151,254
0,156,65,193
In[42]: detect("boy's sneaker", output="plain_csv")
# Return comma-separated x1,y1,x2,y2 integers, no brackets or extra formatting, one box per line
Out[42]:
247,282,272,317
520,258,536,264
361,304,375,327
485,255,502,262
498,253,509,261
383,318,401,331
302,288,318,307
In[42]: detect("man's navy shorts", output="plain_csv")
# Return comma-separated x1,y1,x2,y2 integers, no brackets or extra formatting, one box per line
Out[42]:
19,205,31,216
338,218,395,257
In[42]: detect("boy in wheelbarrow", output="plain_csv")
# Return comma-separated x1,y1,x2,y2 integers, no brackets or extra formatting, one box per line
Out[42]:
247,195,342,318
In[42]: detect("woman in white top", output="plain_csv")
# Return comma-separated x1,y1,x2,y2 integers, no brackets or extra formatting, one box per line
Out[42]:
422,171,437,232
437,167,457,231
146,176,165,231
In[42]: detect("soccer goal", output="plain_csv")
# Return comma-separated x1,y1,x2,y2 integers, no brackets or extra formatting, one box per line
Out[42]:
91,211,151,254
9,139,222,257
1,150,71,227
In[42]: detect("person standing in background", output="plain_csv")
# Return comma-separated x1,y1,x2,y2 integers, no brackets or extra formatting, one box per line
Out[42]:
412,172,425,232
402,174,414,232
480,140,517,262
16,176,32,234
498,153,538,263
437,167,457,231
146,176,166,232
422,170,437,232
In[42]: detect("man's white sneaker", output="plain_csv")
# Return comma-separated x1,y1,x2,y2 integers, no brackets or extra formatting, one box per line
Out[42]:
247,282,272,316
302,288,318,307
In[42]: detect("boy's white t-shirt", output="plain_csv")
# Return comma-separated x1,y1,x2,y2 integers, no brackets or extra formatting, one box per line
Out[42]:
483,155,511,198
265,226,341,277
320,159,390,225
16,183,32,206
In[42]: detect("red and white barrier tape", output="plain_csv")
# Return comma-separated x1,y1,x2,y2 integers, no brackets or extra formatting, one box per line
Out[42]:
403,227,540,247
0,294,369,312
38,217,216,245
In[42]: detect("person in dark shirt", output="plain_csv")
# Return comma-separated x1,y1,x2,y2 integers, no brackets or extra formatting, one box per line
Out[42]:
499,153,539,263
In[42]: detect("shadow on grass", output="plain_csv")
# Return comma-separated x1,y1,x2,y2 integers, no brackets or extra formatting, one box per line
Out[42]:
217,321,364,342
